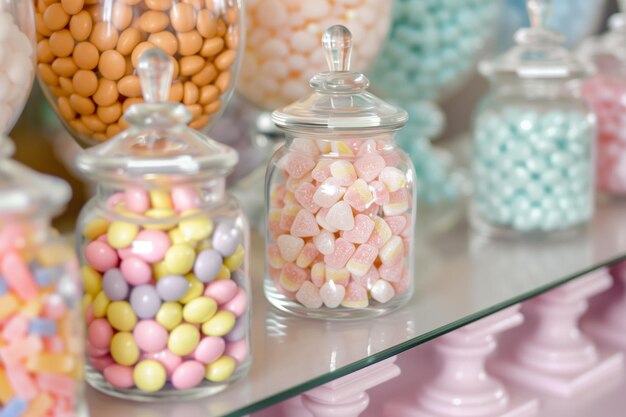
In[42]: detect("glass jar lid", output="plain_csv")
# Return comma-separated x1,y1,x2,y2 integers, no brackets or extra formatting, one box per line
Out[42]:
0,135,70,216
271,25,408,133
580,0,626,64
76,48,238,186
480,0,588,80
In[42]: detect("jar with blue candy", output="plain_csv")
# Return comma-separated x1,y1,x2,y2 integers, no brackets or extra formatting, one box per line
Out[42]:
472,0,596,236
75,48,251,400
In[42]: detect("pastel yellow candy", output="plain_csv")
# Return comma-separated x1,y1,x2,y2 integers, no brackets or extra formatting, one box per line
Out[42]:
24,393,53,417
110,332,139,366
0,368,14,403
152,261,170,280
165,244,196,275
83,218,110,240
114,204,141,218
179,274,203,304
36,243,73,266
330,141,354,157
167,323,200,356
133,360,166,392
81,265,102,296
144,208,177,230
201,310,235,337
107,221,139,249
205,356,236,382
149,189,173,210
107,301,138,331
224,245,245,272
92,291,110,318
0,294,19,320
179,214,213,241
26,353,76,374
196,240,212,253
182,297,217,324
156,302,183,331
215,265,231,280
168,228,197,246
21,299,43,318
82,293,93,313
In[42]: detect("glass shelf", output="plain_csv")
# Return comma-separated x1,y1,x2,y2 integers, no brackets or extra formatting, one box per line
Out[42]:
86,197,626,417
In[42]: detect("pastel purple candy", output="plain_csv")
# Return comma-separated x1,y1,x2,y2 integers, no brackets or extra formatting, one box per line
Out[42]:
225,318,247,342
194,249,223,282
130,285,162,319
156,275,189,301
102,268,129,301
212,219,241,257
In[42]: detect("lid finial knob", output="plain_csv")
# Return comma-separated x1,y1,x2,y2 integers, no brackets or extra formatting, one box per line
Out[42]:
322,25,352,72
137,48,173,104
526,0,552,29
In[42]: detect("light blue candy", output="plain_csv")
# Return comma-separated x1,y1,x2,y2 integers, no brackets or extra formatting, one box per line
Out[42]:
29,318,58,336
473,108,594,232
0,278,7,296
0,398,28,417
32,264,63,288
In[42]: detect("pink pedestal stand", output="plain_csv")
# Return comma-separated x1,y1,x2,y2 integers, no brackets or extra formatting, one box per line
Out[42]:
583,263,626,348
492,270,624,397
384,305,538,417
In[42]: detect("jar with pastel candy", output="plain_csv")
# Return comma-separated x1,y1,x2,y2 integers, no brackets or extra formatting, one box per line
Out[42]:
0,136,84,416
579,0,626,195
265,26,416,319
35,0,242,147
472,0,596,236
76,48,250,399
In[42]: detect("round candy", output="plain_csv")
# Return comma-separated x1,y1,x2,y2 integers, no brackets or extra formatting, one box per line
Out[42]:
92,291,111,318
193,249,223,282
201,310,235,337
193,336,225,364
179,275,204,304
131,229,171,263
102,268,129,301
85,240,119,272
155,301,183,330
182,296,217,324
156,275,189,301
171,187,201,212
125,187,150,214
88,318,114,349
144,348,182,379
225,339,249,364
222,288,247,318
133,320,169,353
107,221,140,249
164,244,196,275
211,220,241,257
110,332,140,366
204,280,238,305
120,256,152,285
133,359,166,392
179,215,213,241
168,323,200,356
130,285,162,319
225,318,247,343
107,301,138,331
205,355,236,382
83,218,110,241
81,265,102,296
103,364,135,388
171,360,205,390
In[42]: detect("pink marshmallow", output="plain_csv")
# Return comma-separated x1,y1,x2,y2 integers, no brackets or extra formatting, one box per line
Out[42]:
279,263,308,292
329,160,357,186
344,179,374,212
296,242,320,269
313,177,346,208
324,238,355,269
341,214,375,244
346,244,378,277
290,210,321,238
354,152,386,182
326,201,355,231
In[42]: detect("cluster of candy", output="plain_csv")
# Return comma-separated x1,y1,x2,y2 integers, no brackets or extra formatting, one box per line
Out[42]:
82,187,248,393
582,75,626,194
35,0,239,145
0,225,81,417
238,0,392,110
0,8,34,132
267,138,414,309
370,0,496,102
473,109,594,232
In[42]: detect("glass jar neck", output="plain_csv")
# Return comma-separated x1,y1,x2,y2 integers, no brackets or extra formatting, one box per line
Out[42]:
488,76,582,101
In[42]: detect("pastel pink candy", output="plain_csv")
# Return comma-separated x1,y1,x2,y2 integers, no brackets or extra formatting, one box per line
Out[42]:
36,373,76,397
291,138,320,155
279,263,307,292
296,281,323,309
0,336,42,364
320,281,346,308
401,214,413,237
385,215,407,235
354,152,386,182
279,205,299,231
294,182,320,213
268,209,284,237
125,187,150,214
284,152,315,179
313,230,335,255
2,251,38,300
0,224,25,253
172,360,205,389
384,189,410,216
326,201,355,231
341,283,369,309
344,179,374,212
329,160,357,186
277,234,304,262
366,216,392,248
194,336,225,364
296,242,319,268
90,355,115,372
120,256,152,285
133,320,169,353
283,191,297,206
2,316,27,342
392,267,410,294
225,340,249,364
371,279,396,303
356,139,378,156
290,210,320,238
88,318,114,349
270,184,287,208
346,244,378,277
325,266,350,286
379,260,403,282
117,247,133,260
313,178,346,208
6,364,38,400
379,166,406,192
222,288,248,317
144,349,182,378
315,208,338,233
43,294,67,320
204,280,238,305
286,173,313,193
370,181,390,205
267,243,286,269
311,263,326,287
44,336,65,354
131,229,171,263
103,364,135,388
324,238,355,269
341,214,375,244
352,266,379,290
172,186,202,212
380,236,404,266
105,192,125,211
87,340,109,357
311,160,332,182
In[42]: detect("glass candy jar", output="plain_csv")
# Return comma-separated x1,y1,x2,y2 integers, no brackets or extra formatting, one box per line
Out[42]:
0,136,84,415
76,48,250,400
472,1,595,236
35,0,242,147
265,26,416,319
580,0,626,195
0,0,36,132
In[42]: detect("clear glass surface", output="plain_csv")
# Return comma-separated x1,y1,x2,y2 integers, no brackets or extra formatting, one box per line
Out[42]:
86,196,626,417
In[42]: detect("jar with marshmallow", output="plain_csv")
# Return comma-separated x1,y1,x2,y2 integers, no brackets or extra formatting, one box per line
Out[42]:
75,48,250,400
265,26,416,319
580,0,626,195
0,0,36,133
472,0,595,236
